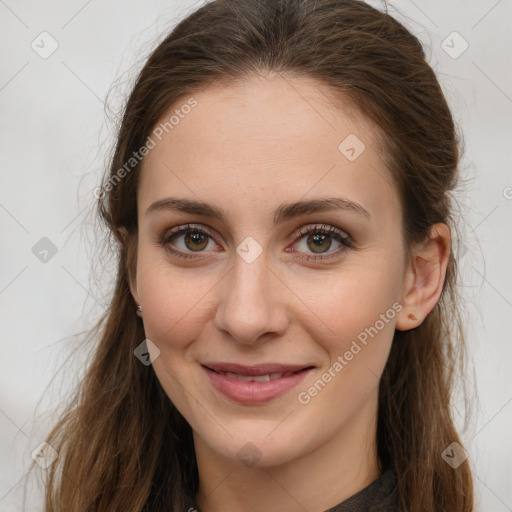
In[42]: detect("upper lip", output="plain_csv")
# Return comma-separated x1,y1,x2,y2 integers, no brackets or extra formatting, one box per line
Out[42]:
202,362,314,376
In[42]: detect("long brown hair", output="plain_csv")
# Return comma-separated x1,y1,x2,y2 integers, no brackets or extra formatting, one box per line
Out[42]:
39,0,474,510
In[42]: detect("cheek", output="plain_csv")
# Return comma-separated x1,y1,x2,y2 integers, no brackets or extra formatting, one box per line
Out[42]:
293,258,403,410
300,258,402,343
292,264,400,418
135,250,218,349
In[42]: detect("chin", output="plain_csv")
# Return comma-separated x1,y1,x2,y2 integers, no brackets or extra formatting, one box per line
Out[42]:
199,426,311,469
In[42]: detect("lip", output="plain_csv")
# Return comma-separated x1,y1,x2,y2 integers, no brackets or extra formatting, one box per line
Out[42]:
202,363,314,404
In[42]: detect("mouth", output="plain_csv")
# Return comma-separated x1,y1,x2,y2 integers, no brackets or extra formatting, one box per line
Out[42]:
201,362,315,403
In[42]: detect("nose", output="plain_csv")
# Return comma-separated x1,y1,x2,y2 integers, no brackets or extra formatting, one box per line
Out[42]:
213,252,289,345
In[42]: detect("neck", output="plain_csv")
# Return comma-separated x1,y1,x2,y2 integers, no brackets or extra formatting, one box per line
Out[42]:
194,393,380,512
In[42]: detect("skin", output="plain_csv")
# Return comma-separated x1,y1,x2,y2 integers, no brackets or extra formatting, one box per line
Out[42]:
127,72,450,512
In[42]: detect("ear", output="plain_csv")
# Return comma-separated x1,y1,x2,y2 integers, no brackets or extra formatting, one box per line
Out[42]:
119,226,140,306
395,223,451,331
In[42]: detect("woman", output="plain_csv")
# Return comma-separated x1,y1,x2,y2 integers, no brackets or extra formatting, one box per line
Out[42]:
40,0,474,510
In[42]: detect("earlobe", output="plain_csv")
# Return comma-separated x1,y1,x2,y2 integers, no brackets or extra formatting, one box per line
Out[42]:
395,223,451,331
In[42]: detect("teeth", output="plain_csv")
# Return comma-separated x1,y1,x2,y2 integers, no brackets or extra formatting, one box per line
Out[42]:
253,374,270,382
220,370,297,382
225,371,253,382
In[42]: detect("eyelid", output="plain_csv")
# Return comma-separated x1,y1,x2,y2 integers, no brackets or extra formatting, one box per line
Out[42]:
294,223,350,241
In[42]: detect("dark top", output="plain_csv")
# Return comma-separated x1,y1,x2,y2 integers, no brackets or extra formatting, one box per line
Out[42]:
191,467,399,512
324,467,399,511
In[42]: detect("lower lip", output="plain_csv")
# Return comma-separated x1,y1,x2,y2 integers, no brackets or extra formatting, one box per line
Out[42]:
202,365,313,404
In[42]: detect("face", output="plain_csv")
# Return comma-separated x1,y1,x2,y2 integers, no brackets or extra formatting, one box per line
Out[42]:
131,73,408,468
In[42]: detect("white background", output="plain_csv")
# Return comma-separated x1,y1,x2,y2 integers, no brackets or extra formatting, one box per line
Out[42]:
0,1,511,510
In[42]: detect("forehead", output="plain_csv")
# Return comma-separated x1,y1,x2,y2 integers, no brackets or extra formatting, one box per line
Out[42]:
138,73,399,226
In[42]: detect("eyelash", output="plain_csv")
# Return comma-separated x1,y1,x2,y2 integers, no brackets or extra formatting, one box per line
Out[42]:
159,223,353,262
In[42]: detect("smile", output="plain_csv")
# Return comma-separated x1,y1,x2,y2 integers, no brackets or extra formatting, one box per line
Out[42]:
202,364,314,403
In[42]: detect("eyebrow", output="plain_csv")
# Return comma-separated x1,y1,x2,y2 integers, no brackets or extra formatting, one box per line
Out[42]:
145,196,370,225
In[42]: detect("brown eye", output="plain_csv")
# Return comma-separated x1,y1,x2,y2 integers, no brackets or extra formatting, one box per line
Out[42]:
305,232,332,253
182,231,209,251
160,224,217,259
159,223,353,262
292,224,352,261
